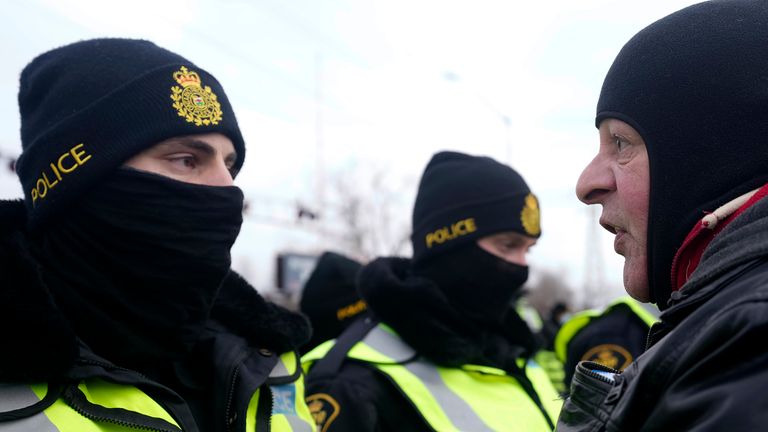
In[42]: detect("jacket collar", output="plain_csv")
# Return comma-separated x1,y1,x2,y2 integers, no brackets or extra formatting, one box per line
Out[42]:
357,257,537,370
665,193,768,314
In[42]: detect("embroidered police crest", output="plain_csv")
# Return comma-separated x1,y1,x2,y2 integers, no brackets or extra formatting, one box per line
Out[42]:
306,393,340,432
581,343,633,371
521,193,540,236
170,66,223,126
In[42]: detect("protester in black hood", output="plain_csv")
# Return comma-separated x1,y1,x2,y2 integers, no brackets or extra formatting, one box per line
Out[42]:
561,1,768,430
0,38,314,431
303,151,561,431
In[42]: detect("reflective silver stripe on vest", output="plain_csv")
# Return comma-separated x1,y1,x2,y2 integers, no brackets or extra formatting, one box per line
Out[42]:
0,384,59,432
362,326,493,431
269,357,289,378
284,414,313,432
269,354,290,378
363,326,416,362
269,354,313,431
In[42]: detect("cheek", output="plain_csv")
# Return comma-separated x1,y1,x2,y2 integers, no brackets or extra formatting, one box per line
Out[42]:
124,156,166,175
617,175,650,237
617,170,651,301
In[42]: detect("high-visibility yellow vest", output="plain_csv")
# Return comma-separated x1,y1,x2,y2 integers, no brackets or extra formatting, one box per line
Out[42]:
304,324,562,432
533,349,566,394
0,352,315,431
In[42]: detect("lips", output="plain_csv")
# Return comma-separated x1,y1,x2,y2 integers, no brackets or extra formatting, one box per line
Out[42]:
599,217,620,235
600,217,627,253
614,230,626,254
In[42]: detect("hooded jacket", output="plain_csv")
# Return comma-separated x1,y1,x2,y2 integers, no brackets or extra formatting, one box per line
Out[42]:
557,195,768,431
594,0,768,308
0,200,313,431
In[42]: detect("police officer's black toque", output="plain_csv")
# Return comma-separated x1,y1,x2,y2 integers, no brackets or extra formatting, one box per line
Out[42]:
16,38,245,228
411,151,540,266
299,252,365,353
596,0,768,308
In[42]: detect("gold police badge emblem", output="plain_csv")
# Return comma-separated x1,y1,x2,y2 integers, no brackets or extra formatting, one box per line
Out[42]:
170,66,223,126
521,193,541,236
581,344,633,371
306,393,340,432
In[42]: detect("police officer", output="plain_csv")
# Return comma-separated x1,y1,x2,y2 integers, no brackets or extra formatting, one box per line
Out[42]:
299,251,366,354
303,151,561,431
554,297,656,390
0,38,314,431
560,1,768,430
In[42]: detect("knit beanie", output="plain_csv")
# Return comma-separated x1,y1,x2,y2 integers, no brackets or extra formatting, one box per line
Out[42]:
595,0,768,307
299,252,365,353
411,151,540,266
16,38,245,228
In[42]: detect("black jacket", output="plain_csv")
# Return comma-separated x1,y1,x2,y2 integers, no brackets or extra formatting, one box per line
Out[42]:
557,197,768,431
305,257,551,432
0,200,311,432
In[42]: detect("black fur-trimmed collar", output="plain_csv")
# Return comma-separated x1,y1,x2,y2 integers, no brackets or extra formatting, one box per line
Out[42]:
357,257,538,370
0,200,79,382
210,271,311,353
0,200,310,382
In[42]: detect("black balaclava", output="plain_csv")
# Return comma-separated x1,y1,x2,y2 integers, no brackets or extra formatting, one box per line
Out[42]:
415,244,529,323
34,168,243,365
596,0,768,308
411,151,539,322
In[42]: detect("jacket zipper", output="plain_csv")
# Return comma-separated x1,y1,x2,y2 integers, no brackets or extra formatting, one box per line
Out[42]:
64,405,177,431
576,361,621,385
224,363,242,431
62,385,181,432
268,386,274,431
75,358,197,431
254,385,273,431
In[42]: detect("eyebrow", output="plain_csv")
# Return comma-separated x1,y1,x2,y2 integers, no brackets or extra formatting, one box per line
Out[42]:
165,138,238,167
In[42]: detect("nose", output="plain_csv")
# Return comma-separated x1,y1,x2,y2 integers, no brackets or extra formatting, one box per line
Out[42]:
206,160,234,187
508,249,528,266
576,154,613,205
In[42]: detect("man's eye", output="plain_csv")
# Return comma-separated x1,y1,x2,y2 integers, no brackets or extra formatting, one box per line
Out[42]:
615,136,629,152
169,155,197,169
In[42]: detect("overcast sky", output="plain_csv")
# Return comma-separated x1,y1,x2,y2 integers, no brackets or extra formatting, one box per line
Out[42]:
0,0,703,306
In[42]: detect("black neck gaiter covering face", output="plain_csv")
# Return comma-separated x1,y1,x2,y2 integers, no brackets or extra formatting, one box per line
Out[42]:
34,168,244,367
414,244,529,324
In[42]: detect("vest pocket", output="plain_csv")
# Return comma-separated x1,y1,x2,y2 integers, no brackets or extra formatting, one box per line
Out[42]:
556,361,623,432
